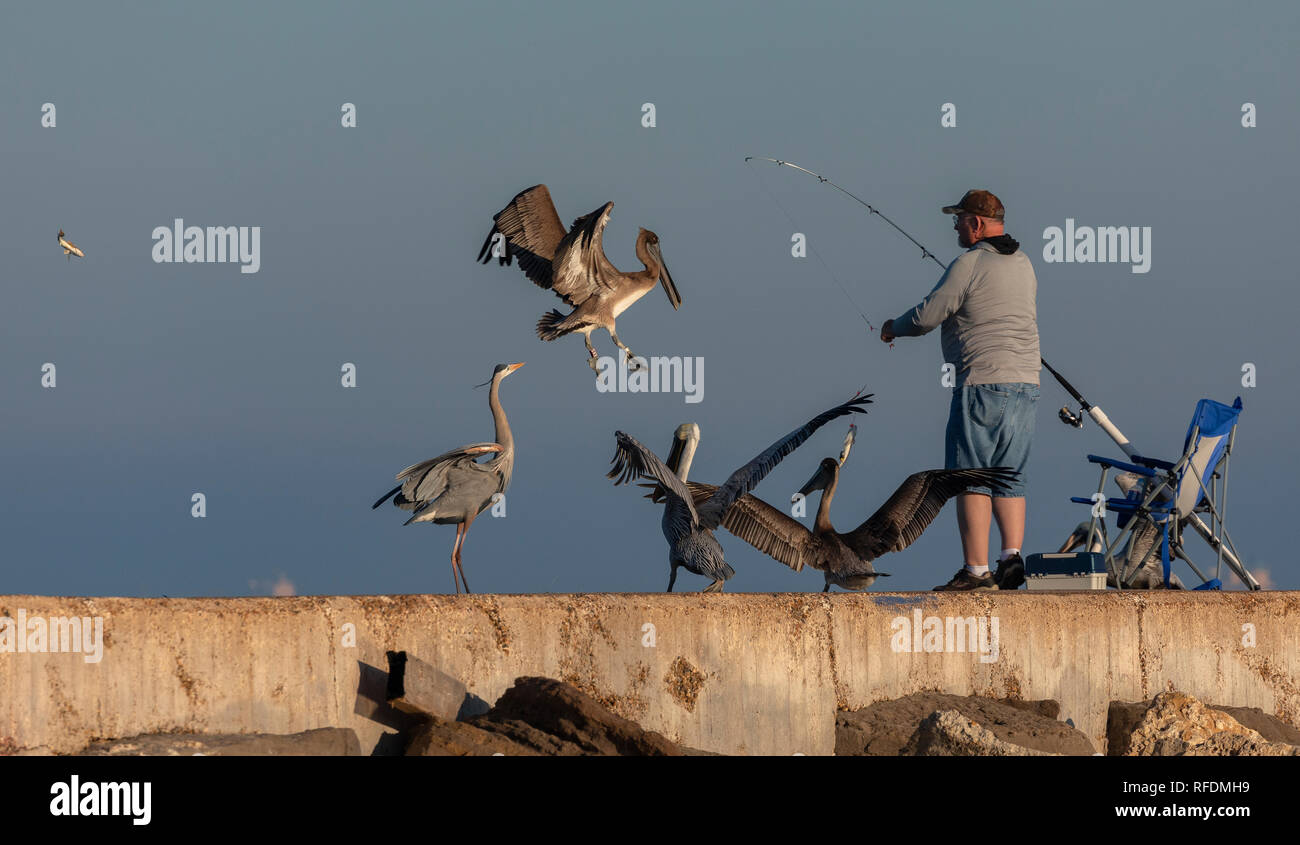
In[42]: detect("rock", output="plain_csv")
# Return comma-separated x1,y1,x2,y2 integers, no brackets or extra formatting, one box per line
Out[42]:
837,692,1093,756
1120,692,1300,756
902,711,1057,756
1202,705,1300,745
385,651,471,721
469,677,684,756
78,728,362,756
404,718,542,756
1109,697,1300,756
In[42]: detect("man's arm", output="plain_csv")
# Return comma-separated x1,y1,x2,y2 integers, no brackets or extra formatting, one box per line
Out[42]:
882,254,975,341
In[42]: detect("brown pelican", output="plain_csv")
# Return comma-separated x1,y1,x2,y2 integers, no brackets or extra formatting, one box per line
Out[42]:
371,362,523,594
1058,520,1184,589
58,229,84,259
608,396,871,592
682,460,1018,592
1058,472,1184,589
478,185,681,371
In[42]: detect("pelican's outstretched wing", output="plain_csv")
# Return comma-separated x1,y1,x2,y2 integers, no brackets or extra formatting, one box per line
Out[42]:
684,482,814,572
696,396,872,529
608,431,698,539
478,185,568,290
841,468,1018,560
548,202,620,306
372,442,503,511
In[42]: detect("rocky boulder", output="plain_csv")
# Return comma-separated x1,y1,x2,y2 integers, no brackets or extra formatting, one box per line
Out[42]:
1117,692,1300,756
837,692,1094,755
902,710,1057,756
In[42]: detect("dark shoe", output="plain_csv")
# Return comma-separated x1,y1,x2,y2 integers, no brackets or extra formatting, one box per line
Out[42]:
994,553,1025,590
933,568,996,591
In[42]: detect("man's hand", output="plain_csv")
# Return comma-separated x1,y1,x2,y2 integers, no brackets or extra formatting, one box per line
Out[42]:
880,319,896,343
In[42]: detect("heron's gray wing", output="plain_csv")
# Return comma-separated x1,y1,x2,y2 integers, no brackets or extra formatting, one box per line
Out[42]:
392,443,503,509
478,184,568,291
685,482,813,572
548,202,621,306
697,396,872,529
841,468,1018,560
608,431,698,530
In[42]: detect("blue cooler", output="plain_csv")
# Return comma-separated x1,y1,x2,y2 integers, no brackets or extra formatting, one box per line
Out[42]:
1024,552,1108,590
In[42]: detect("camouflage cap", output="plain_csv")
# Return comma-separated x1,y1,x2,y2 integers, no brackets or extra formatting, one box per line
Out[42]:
942,189,1005,220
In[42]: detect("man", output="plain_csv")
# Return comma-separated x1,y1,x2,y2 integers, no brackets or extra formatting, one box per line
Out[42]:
880,189,1039,591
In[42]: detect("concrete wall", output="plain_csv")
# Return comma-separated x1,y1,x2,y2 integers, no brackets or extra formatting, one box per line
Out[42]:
2,592,1296,755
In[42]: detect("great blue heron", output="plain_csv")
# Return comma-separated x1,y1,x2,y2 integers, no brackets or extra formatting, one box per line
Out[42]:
478,185,680,372
58,229,84,259
681,458,1018,592
371,362,524,594
608,396,871,592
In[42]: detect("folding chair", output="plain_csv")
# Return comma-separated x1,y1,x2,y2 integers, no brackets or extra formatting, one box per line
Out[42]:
1069,397,1258,590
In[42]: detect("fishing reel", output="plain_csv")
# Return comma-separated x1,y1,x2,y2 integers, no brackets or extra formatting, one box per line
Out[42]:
1058,405,1084,428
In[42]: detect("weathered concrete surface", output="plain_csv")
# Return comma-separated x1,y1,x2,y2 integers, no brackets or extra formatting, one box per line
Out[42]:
1,592,1297,755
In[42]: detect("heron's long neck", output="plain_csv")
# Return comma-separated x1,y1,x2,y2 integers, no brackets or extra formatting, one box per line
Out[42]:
814,466,838,534
489,378,512,454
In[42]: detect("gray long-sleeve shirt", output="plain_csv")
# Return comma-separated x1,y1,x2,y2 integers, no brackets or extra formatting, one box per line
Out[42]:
890,239,1040,387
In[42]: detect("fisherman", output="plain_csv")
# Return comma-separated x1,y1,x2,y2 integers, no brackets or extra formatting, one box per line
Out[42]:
880,190,1040,591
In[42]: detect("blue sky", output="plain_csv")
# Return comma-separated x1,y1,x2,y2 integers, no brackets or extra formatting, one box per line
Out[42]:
2,0,1294,595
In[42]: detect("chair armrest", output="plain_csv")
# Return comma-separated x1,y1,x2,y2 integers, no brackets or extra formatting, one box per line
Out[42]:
1086,455,1156,477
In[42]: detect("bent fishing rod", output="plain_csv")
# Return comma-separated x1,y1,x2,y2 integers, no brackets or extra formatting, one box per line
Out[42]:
745,155,1135,454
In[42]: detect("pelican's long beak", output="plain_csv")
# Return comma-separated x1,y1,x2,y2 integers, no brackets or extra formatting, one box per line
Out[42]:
650,243,681,310
796,463,832,500
1057,523,1091,553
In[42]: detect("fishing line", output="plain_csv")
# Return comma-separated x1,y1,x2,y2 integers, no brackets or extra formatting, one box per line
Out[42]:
743,158,879,335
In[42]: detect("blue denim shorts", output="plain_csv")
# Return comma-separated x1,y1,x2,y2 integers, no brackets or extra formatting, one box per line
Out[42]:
945,382,1039,497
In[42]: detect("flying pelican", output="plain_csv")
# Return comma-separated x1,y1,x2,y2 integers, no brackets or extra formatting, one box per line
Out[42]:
58,229,84,259
478,185,681,372
609,396,871,592
371,362,524,594
681,459,1018,592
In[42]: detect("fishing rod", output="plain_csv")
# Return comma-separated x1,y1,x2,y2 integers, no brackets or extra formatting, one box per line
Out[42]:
745,155,1127,449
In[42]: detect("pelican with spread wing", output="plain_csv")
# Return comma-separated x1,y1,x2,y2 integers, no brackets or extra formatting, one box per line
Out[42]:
478,185,680,371
608,396,871,592
678,440,1019,591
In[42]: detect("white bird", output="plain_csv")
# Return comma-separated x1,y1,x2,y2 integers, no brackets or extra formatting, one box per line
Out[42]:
58,229,84,260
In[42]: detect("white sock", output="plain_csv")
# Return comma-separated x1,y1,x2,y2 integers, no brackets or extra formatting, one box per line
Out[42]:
965,564,990,576
999,548,1020,562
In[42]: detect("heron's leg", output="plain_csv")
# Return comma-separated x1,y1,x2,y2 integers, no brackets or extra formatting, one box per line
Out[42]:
454,521,473,595
450,524,465,595
666,564,678,592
